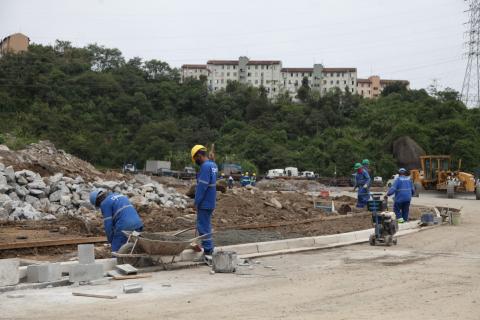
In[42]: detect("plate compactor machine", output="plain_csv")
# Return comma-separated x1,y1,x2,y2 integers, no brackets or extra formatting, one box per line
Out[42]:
367,193,398,246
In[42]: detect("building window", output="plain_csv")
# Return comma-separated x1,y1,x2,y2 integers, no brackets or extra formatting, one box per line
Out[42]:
215,87,218,90
288,80,291,84
330,80,333,85
373,87,378,90
344,80,346,84
248,66,250,70
368,90,371,94
323,80,327,84
361,90,364,95
323,88,327,92
336,80,339,84
255,65,258,70
352,81,354,85
266,80,271,84
248,72,251,76
248,80,252,83
351,88,354,92
216,80,219,84
221,79,224,84
233,65,237,70
227,66,230,70
273,87,276,92
222,66,225,69
227,72,230,77
255,80,258,84
290,73,293,77
337,73,340,77
261,65,264,70
266,65,269,70
233,72,237,76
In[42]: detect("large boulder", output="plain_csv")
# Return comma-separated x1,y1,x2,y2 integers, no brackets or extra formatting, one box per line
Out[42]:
392,136,426,170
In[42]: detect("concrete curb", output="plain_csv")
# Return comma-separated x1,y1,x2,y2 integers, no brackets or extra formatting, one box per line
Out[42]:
218,221,426,259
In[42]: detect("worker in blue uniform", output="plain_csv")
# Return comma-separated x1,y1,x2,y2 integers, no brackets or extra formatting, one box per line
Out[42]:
354,162,371,208
385,168,415,223
241,172,251,187
362,159,372,187
89,189,144,252
191,144,218,255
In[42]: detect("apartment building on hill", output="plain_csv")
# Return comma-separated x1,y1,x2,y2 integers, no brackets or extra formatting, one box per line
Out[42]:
357,75,410,98
0,33,30,57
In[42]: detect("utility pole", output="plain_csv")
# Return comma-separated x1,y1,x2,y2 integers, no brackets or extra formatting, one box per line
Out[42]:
462,0,480,108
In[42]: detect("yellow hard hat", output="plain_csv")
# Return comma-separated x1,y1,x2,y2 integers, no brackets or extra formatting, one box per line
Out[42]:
245,172,249,175
191,145,207,162
253,173,256,176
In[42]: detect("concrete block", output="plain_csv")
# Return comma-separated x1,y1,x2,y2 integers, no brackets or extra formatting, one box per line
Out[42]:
116,264,137,275
256,240,289,253
78,244,95,264
69,263,104,282
123,283,143,294
27,263,62,283
0,259,19,286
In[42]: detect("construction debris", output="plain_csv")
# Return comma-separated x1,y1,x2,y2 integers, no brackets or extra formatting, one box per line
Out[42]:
123,283,143,294
72,292,117,299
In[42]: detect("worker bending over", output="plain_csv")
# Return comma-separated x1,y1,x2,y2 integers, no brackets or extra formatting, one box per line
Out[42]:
89,189,143,252
191,144,218,256
385,168,415,223
354,162,370,208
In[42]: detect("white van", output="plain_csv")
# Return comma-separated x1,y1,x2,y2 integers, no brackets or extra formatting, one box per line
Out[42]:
267,169,285,178
285,167,299,177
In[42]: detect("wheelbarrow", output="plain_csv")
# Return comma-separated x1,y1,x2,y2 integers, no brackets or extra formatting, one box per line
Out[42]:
112,228,211,269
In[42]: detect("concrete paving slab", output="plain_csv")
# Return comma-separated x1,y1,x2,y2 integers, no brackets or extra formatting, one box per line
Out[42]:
69,263,104,282
27,263,62,283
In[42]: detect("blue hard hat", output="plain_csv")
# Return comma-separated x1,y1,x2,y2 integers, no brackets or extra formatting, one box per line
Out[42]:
89,189,104,206
398,168,407,174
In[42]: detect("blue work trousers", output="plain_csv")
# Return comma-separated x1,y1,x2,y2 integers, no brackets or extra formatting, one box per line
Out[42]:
197,209,214,253
394,201,410,221
111,226,143,252
356,188,369,208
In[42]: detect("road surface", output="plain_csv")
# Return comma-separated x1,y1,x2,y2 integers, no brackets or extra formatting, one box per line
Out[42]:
1,192,479,320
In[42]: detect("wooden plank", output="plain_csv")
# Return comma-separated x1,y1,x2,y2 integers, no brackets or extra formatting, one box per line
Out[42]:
0,237,107,251
72,292,117,299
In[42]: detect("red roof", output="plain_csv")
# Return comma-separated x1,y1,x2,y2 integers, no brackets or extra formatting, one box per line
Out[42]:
323,67,356,72
182,64,207,69
207,60,281,65
380,79,410,85
281,68,313,73
357,78,371,83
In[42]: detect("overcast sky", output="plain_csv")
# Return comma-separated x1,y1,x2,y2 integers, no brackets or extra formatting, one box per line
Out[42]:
0,0,466,91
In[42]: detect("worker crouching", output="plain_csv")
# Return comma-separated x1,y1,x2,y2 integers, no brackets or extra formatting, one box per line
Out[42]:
89,189,144,252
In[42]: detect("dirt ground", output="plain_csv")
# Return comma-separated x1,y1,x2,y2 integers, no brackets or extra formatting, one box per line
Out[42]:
1,191,478,320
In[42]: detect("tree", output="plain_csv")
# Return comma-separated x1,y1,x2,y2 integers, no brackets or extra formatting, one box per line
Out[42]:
296,76,310,102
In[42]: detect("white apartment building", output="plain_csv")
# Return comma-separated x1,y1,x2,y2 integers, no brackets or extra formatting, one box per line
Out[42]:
181,57,412,100
180,64,209,81
205,58,282,98
280,65,357,98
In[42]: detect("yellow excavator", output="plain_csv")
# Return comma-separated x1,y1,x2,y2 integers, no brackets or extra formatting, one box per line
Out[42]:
410,155,479,200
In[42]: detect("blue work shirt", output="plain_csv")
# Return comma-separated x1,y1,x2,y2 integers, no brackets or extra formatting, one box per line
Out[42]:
195,160,218,209
100,193,143,243
355,169,370,188
241,175,251,186
387,176,415,203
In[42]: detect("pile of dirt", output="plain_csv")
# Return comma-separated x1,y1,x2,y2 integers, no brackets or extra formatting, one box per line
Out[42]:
256,179,327,192
141,187,361,232
0,141,103,181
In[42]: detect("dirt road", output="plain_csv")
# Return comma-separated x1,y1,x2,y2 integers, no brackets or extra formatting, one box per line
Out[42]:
1,192,479,319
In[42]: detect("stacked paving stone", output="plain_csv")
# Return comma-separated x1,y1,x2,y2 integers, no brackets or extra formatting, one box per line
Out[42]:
0,163,189,222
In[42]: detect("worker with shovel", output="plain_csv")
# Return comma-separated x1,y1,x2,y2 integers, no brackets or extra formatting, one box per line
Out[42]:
191,144,218,256
385,168,415,223
89,189,144,252
354,162,371,208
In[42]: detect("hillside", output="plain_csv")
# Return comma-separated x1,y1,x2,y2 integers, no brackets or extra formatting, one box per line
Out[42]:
1,41,479,177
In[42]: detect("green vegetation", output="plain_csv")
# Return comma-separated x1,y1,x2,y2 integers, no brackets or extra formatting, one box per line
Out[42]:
1,41,479,177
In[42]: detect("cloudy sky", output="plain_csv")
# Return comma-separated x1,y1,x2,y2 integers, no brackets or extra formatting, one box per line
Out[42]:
0,0,466,91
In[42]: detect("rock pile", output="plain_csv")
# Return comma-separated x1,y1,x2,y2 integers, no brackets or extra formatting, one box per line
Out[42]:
0,165,189,222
